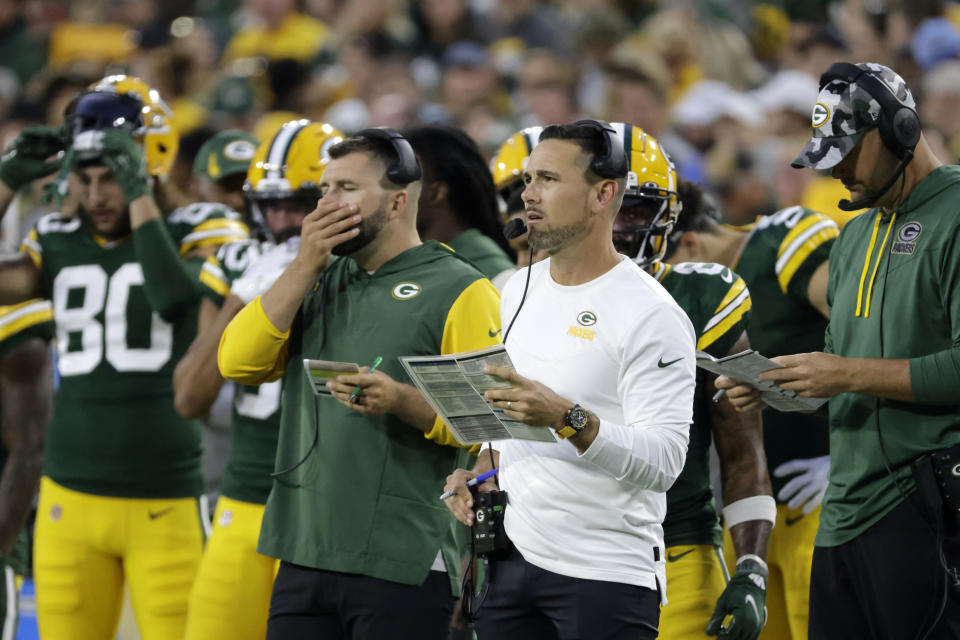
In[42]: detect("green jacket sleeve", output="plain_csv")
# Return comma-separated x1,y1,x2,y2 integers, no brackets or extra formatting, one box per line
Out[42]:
910,229,960,404
132,218,200,320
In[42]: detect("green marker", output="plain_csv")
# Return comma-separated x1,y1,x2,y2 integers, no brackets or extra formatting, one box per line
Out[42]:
349,356,382,404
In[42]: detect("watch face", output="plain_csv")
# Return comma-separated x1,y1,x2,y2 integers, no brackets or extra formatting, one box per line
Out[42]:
569,406,588,430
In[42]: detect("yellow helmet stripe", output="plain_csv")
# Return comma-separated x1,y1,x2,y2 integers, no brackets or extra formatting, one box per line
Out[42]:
266,121,310,181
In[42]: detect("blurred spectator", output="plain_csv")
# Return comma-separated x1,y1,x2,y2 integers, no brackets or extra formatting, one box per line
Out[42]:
910,17,960,72
515,49,579,127
441,42,509,128
489,0,568,53
921,60,960,160
223,0,330,63
409,0,495,60
0,0,47,86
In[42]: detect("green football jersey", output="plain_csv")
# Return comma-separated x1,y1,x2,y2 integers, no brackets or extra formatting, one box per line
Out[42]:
447,229,515,281
0,300,54,575
820,165,960,546
731,206,838,498
651,261,752,547
166,202,250,257
21,211,227,498
199,239,280,505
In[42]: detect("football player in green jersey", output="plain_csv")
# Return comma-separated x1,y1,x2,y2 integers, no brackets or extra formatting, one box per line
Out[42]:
404,125,516,289
610,123,774,640
0,301,54,639
0,76,238,640
666,181,837,639
725,62,960,639
176,120,344,640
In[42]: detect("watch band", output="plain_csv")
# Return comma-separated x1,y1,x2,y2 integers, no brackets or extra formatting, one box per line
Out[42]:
556,425,579,439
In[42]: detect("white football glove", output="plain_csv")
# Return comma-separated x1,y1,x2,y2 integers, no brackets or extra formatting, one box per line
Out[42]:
230,237,300,304
773,456,830,515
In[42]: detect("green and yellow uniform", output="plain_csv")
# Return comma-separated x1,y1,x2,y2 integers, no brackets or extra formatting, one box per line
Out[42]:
447,228,515,283
724,205,838,640
21,206,247,640
650,261,752,638
218,242,502,595
186,239,280,640
0,300,55,638
822,164,960,546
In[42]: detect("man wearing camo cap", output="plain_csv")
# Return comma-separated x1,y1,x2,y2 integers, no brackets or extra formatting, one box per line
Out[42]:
718,62,960,639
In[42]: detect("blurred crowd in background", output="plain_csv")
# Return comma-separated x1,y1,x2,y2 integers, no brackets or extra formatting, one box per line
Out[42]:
4,0,960,245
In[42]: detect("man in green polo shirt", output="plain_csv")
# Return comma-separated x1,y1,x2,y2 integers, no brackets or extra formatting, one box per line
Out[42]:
218,128,501,639
720,62,960,639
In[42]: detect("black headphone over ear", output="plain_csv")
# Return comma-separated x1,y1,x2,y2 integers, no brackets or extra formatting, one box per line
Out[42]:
353,127,422,185
572,119,628,179
819,62,921,159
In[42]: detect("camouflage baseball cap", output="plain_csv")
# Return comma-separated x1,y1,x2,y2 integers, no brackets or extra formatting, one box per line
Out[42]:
791,62,916,170
193,129,258,181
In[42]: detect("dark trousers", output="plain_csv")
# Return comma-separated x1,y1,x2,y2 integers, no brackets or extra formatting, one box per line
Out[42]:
266,561,454,640
474,545,660,640
809,494,960,640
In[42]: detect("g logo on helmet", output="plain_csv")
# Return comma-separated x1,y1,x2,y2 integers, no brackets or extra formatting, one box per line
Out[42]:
811,102,830,128
392,282,422,300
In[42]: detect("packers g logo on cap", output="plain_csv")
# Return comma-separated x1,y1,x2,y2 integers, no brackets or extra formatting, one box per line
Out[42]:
392,282,421,300
811,102,830,128
224,140,256,161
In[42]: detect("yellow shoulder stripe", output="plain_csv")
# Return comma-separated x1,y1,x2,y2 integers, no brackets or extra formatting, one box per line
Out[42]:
20,229,42,269
712,277,746,315
179,219,250,255
698,281,751,352
0,299,53,342
776,223,839,293
199,256,230,298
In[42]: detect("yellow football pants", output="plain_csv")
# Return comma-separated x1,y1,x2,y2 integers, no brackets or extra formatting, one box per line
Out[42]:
185,496,278,640
723,504,820,640
659,544,729,639
34,477,206,640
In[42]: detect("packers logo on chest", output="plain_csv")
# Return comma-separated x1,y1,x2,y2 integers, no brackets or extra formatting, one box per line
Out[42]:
392,282,422,300
891,222,922,255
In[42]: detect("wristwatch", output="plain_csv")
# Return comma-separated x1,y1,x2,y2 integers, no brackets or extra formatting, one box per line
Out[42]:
557,404,589,439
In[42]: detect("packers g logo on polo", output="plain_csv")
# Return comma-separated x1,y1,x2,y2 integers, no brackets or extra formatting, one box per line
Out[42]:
392,282,422,300
811,102,830,128
898,222,922,242
577,311,597,327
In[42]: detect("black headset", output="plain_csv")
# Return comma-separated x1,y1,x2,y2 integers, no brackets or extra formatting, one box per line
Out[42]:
819,62,921,160
571,119,628,179
353,127,422,185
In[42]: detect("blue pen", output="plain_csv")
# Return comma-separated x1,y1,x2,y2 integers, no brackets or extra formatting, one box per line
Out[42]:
438,468,499,501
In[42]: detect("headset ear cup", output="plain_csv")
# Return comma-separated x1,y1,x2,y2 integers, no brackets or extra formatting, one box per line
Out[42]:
892,107,921,151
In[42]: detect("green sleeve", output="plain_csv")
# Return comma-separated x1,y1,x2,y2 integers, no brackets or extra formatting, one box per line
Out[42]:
909,229,960,404
132,218,200,319
910,349,960,404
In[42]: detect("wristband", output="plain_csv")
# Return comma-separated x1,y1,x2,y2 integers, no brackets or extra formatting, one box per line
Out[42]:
722,495,776,528
735,554,769,577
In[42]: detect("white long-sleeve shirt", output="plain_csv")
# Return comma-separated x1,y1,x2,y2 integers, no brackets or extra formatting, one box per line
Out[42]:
494,256,695,598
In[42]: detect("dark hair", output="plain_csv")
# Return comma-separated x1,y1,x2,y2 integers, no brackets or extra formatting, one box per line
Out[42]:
403,125,512,256
540,123,605,176
328,135,419,187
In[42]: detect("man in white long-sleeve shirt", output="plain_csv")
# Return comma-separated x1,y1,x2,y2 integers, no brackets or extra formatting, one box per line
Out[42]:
442,121,696,639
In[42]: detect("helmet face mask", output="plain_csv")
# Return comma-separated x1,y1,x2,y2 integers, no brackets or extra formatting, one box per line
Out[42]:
244,120,343,241
610,122,680,268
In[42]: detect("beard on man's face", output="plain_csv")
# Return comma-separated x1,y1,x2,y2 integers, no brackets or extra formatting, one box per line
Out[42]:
77,204,131,241
527,217,588,253
331,204,388,256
